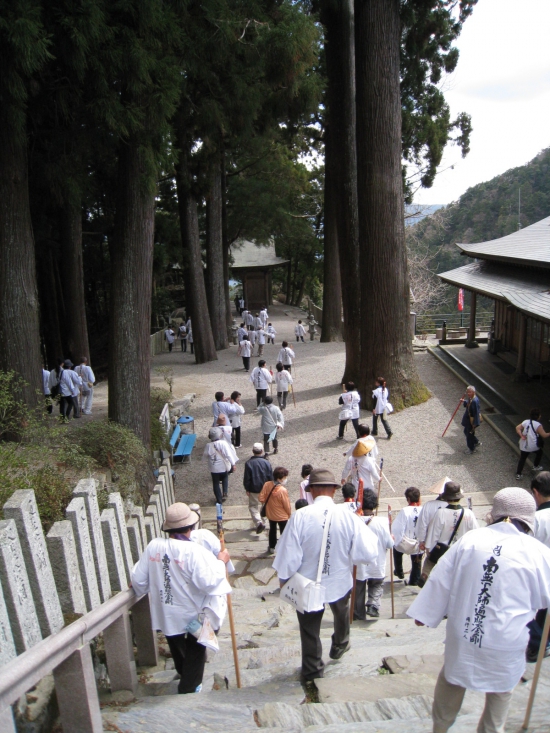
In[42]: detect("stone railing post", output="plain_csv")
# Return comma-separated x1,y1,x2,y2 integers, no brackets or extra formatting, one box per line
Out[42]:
53,644,103,733
0,705,16,732
131,594,159,667
103,609,138,694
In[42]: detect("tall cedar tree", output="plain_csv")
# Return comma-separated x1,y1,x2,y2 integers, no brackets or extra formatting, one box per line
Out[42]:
106,0,180,447
0,1,50,406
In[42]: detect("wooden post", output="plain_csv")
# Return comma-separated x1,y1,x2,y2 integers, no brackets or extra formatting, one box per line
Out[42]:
465,291,479,348
522,610,550,730
514,313,529,382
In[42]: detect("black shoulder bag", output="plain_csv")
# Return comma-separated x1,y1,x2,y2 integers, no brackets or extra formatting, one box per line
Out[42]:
531,420,544,449
428,508,464,565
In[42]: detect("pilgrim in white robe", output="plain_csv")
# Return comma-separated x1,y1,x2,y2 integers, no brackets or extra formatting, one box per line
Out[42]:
425,505,478,552
407,523,550,692
342,451,380,491
416,498,447,544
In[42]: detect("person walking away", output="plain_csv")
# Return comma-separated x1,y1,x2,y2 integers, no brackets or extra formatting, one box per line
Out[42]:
165,327,175,352
299,464,314,505
243,443,273,533
392,487,422,585
274,362,293,411
258,396,284,456
239,297,245,315
527,471,550,660
337,382,361,439
461,385,481,454
253,313,262,331
202,427,238,503
250,359,273,408
178,321,187,351
228,391,245,448
266,323,277,344
187,319,194,354
307,314,318,341
242,308,249,328
42,367,52,414
211,391,243,427
58,360,81,421
515,408,549,479
248,328,257,356
260,307,268,328
354,490,393,619
341,425,379,491
416,477,452,554
216,414,233,443
420,481,478,586
342,483,358,512
372,377,393,439
277,341,295,373
273,468,379,686
237,323,247,343
259,466,291,553
49,359,64,414
408,487,550,733
256,327,266,356
131,502,232,694
295,321,306,342
75,357,95,415
239,335,252,372
245,310,254,331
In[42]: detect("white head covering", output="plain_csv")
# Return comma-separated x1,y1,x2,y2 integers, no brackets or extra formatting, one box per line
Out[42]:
489,487,536,533
209,427,222,441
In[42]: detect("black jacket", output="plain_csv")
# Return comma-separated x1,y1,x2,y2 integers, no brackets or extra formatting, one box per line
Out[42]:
243,455,273,493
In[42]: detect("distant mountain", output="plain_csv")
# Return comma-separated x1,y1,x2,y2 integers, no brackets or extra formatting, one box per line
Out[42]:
404,204,444,226
408,147,550,275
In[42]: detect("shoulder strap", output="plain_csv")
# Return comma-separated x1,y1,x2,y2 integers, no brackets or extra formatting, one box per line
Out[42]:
264,482,280,509
316,508,333,583
449,508,465,545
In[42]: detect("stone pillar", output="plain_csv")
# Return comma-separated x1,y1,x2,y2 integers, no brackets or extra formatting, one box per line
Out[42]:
46,521,87,616
159,462,174,504
100,509,128,592
145,504,160,538
465,291,479,348
73,479,111,603
153,482,167,523
514,313,529,382
149,495,163,533
0,706,16,733
65,498,101,611
126,519,143,563
0,577,16,665
143,517,155,544
0,520,42,653
3,490,64,637
53,644,103,733
130,507,147,548
131,595,159,667
103,610,138,694
106,493,134,583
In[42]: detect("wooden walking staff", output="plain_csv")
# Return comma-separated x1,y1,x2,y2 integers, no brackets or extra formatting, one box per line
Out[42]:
442,391,467,437
522,610,550,730
290,383,297,408
349,478,364,623
215,503,242,688
375,458,384,516
388,504,395,619
269,365,273,397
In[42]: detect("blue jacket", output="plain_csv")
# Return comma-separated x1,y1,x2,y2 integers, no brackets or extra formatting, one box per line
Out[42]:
243,455,274,494
461,396,481,428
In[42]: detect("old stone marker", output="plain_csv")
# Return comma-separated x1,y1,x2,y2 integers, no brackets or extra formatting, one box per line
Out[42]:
107,493,134,583
100,509,128,592
3,490,64,637
73,479,111,603
65,497,101,611
46,520,86,615
130,506,147,548
126,518,143,563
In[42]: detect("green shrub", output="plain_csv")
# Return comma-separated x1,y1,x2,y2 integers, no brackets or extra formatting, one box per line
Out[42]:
0,371,33,441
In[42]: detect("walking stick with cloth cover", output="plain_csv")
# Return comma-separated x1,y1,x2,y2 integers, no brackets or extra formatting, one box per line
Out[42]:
269,366,273,397
388,504,395,619
216,503,241,688
442,391,467,438
290,383,296,408
375,458,384,515
349,478,364,623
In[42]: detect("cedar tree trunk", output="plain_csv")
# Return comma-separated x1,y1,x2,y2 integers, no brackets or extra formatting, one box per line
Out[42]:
59,201,90,362
206,156,229,350
355,0,426,409
321,0,361,379
108,141,154,448
221,150,233,332
175,153,217,364
320,121,343,342
0,123,42,405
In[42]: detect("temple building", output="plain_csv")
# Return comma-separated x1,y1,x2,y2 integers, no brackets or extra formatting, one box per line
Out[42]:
438,216,550,381
230,239,289,312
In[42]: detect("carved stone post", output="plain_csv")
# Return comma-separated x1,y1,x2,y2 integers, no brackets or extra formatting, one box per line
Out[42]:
53,645,103,733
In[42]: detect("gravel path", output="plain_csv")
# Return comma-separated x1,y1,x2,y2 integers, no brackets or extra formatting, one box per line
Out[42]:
144,303,519,510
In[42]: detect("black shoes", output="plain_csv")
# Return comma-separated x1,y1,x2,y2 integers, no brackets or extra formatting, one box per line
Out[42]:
329,642,351,660
394,570,405,580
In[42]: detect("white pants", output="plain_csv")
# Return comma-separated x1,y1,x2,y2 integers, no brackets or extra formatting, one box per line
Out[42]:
432,668,512,733
248,493,263,527
82,388,94,414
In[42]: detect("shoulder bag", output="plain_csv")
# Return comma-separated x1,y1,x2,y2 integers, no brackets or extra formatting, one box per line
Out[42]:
280,508,333,613
427,508,464,564
260,482,279,519
531,420,544,449
395,534,419,555
339,393,353,421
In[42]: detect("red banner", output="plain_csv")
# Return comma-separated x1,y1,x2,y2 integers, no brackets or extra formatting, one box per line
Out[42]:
458,288,464,312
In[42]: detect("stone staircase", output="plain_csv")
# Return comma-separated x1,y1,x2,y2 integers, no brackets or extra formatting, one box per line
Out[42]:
102,504,550,733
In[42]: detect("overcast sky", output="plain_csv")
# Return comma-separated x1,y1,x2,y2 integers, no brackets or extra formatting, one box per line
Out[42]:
413,0,550,206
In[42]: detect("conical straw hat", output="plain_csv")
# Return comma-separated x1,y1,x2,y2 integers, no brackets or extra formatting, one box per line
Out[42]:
426,476,453,495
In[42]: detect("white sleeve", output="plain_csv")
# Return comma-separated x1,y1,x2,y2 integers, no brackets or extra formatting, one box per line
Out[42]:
392,510,407,546
87,368,95,383
342,456,353,481
131,550,151,595
406,545,456,626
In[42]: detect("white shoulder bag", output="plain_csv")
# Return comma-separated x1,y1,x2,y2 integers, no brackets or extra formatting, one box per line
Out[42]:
339,393,353,421
280,508,333,614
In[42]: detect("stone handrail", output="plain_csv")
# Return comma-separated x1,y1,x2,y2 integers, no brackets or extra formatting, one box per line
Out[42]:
0,589,157,733
150,328,167,356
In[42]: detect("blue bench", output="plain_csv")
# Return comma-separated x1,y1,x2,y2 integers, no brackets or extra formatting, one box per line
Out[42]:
169,424,181,450
174,433,197,463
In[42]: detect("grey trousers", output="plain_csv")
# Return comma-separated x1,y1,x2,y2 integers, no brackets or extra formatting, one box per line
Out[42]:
296,591,351,680
432,668,512,733
247,492,262,527
354,578,384,619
